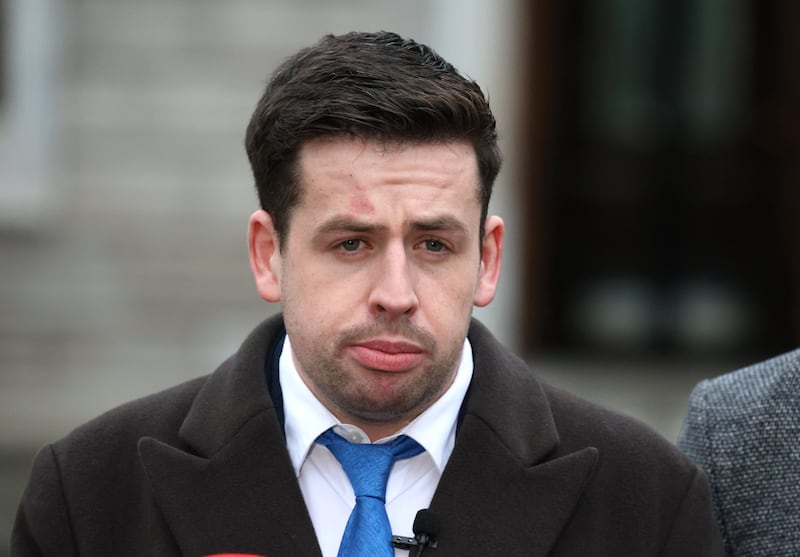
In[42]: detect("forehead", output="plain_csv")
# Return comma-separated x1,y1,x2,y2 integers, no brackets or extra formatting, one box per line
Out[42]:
295,137,480,199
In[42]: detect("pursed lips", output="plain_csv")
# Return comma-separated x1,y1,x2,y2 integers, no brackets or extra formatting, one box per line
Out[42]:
348,339,426,372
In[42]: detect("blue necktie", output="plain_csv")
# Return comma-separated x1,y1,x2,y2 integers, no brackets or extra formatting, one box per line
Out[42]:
317,429,425,557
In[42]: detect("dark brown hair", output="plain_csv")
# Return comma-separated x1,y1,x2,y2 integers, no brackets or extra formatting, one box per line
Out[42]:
245,31,502,245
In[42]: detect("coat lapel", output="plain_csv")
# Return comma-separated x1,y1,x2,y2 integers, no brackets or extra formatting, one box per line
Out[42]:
424,320,599,556
139,316,322,557
137,315,597,557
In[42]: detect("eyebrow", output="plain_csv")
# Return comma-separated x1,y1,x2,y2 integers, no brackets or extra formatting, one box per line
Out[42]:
408,215,469,236
315,218,387,236
314,215,469,237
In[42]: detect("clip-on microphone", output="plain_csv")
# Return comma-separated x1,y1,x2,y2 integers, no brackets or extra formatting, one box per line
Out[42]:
392,509,441,555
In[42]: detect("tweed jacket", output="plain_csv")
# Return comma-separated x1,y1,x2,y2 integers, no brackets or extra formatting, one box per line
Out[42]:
679,349,800,556
13,315,722,556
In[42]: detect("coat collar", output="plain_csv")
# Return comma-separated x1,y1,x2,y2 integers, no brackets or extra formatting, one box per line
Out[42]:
139,315,322,557
425,319,598,556
138,315,597,557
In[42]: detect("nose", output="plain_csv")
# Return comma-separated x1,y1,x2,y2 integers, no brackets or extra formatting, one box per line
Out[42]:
368,244,419,317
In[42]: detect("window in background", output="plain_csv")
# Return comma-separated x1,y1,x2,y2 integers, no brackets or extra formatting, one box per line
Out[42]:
520,0,800,362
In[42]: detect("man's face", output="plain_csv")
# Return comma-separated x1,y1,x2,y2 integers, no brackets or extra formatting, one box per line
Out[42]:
249,137,503,439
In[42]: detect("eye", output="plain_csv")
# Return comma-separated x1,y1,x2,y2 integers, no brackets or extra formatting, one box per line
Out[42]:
339,239,362,252
423,239,446,252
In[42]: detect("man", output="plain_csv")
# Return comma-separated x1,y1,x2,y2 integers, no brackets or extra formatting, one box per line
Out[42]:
679,349,800,556
12,31,722,556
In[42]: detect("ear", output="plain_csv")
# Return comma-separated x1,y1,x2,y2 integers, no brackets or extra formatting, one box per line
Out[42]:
248,210,282,303
473,215,504,308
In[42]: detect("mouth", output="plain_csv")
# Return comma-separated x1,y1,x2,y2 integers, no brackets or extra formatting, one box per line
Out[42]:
348,339,426,372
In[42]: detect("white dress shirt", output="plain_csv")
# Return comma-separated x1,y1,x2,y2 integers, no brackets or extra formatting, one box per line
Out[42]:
280,335,474,557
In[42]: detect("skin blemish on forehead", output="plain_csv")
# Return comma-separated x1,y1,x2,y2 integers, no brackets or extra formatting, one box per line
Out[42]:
349,194,374,213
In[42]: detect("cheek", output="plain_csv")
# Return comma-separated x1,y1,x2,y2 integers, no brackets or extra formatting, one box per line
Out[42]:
281,273,348,332
420,272,478,315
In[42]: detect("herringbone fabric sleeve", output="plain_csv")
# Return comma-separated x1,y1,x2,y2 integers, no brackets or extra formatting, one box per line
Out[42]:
679,350,800,557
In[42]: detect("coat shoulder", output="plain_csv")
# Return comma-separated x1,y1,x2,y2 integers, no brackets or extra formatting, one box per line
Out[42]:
535,380,722,555
15,373,214,554
688,348,800,413
679,351,800,554
46,373,212,483
542,381,694,471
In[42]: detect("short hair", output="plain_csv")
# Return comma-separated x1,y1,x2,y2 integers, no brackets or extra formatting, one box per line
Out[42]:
244,30,502,245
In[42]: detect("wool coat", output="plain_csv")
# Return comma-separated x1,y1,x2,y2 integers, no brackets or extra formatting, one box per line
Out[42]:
13,315,723,556
679,349,800,556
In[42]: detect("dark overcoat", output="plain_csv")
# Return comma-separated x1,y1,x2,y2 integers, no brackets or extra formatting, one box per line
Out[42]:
13,315,723,556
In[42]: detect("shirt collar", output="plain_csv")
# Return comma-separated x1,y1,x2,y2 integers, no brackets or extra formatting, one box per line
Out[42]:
281,334,474,476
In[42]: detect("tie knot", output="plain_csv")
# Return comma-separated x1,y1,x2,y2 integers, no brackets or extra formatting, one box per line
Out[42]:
317,429,424,499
